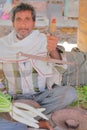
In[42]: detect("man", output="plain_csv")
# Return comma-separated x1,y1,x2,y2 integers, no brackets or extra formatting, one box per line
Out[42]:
0,2,77,130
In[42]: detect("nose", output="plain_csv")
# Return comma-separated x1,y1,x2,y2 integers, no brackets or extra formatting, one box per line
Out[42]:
20,20,26,27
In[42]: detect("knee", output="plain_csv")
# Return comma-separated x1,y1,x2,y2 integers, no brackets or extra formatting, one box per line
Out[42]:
65,87,77,104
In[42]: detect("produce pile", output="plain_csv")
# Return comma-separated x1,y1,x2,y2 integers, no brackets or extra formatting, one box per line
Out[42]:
0,92,48,128
70,86,87,109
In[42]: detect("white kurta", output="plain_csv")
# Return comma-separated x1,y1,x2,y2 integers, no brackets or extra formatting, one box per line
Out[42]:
0,30,54,94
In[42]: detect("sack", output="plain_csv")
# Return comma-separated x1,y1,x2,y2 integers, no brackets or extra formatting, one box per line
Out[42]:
61,51,87,86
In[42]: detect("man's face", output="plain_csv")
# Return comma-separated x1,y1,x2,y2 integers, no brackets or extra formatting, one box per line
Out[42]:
12,10,35,40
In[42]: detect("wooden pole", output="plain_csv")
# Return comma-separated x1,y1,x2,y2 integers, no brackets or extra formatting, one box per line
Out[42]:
77,0,87,52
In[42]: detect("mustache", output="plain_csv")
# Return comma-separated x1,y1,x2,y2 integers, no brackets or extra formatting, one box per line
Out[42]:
18,28,29,31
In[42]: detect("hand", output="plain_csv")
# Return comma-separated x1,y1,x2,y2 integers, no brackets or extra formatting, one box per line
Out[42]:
39,120,53,130
47,35,61,59
47,35,58,52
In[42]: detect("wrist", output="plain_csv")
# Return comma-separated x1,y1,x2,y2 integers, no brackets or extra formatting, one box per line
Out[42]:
49,48,62,60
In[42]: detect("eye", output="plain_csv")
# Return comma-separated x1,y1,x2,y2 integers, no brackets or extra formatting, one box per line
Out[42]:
15,18,21,22
25,17,31,22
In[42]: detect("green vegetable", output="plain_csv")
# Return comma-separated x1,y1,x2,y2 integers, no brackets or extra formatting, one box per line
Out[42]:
0,91,48,128
70,86,87,107
0,92,11,112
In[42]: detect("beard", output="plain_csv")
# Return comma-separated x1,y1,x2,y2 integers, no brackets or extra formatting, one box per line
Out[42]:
16,29,31,40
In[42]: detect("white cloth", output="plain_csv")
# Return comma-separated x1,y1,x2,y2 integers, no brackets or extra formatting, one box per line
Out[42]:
0,30,47,59
0,30,54,94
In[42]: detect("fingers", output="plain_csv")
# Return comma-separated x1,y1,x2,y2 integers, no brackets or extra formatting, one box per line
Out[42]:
47,43,57,52
47,35,58,43
47,35,58,52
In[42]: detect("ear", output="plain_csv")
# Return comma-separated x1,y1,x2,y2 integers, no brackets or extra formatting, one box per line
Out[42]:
12,22,15,28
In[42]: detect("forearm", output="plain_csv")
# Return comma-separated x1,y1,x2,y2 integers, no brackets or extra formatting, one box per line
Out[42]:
49,48,62,60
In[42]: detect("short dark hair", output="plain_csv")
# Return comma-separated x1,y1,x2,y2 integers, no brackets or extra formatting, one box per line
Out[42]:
11,3,36,22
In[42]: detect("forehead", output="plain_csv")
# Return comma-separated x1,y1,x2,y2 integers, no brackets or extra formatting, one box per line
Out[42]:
15,10,32,18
